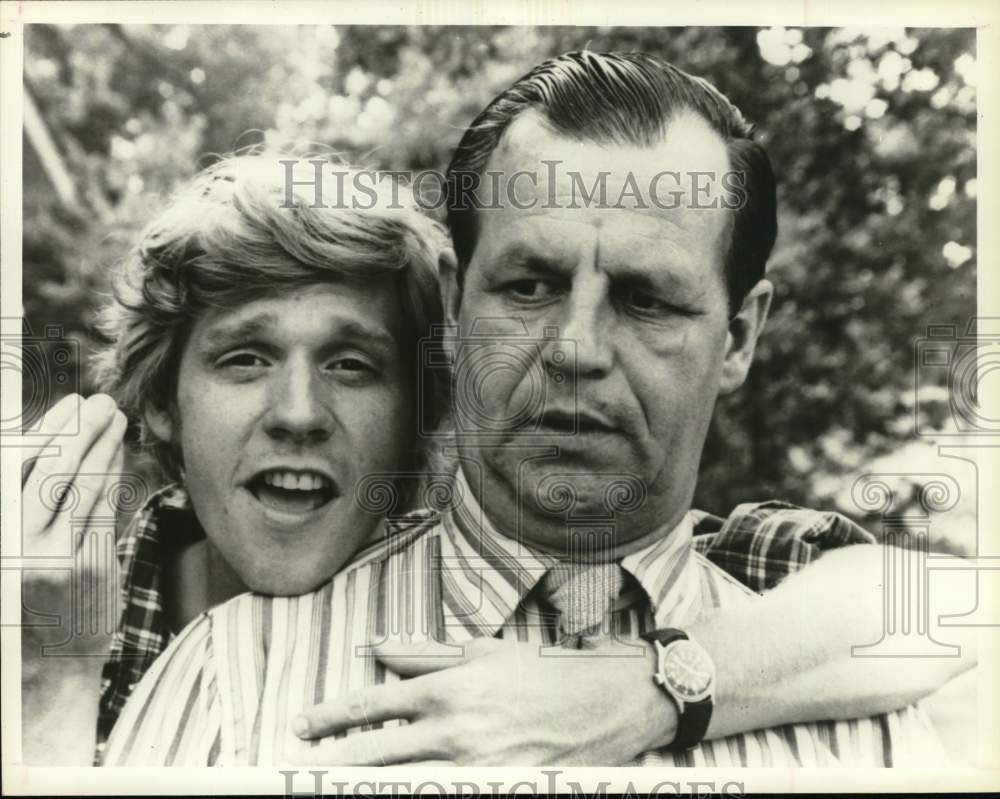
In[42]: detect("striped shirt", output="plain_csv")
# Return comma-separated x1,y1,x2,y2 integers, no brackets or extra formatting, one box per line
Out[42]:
96,478,876,759
102,469,945,767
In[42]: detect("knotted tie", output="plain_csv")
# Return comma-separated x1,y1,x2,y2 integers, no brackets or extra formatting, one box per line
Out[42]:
540,562,627,648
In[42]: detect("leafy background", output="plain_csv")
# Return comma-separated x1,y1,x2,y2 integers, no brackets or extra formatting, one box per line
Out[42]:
21,24,979,758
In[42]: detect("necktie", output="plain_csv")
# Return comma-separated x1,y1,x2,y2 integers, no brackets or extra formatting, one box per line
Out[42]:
540,562,627,648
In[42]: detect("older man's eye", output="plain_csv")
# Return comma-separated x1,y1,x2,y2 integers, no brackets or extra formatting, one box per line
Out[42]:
618,288,691,316
503,279,558,300
621,288,664,310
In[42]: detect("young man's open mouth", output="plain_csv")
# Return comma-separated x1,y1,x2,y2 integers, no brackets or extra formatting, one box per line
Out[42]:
245,468,340,518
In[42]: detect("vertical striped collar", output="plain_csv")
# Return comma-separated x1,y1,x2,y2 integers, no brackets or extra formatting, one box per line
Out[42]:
619,515,698,628
439,467,698,639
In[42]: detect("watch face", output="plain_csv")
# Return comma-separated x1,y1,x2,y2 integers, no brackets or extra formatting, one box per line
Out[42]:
662,639,714,701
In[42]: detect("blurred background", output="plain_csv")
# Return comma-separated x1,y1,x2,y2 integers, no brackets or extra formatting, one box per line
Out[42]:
21,24,979,760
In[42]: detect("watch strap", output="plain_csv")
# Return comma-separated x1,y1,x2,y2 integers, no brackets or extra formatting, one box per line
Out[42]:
641,627,714,751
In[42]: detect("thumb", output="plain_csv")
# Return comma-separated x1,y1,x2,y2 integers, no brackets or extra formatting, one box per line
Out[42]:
373,637,504,676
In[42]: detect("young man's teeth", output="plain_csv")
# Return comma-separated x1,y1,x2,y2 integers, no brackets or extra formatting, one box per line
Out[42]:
263,471,326,491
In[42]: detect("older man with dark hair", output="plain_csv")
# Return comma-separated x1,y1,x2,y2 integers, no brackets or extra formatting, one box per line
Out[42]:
446,50,776,319
99,53,971,767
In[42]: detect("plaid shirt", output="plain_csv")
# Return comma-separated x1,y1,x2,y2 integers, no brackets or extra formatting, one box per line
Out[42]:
96,485,204,758
95,485,875,759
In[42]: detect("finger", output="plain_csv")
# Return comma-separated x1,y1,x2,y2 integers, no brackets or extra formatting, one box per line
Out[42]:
71,410,128,526
109,443,125,483
286,723,442,766
372,637,498,677
22,395,119,521
21,394,83,483
293,681,424,740
26,440,126,562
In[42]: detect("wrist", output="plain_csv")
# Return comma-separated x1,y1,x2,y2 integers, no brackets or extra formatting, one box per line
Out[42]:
640,639,680,749
643,628,715,751
22,578,114,660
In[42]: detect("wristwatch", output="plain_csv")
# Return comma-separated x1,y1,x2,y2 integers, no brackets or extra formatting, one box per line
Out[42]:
641,627,715,751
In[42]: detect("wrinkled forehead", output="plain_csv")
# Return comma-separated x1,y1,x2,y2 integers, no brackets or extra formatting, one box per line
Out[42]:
473,110,735,272
488,109,732,206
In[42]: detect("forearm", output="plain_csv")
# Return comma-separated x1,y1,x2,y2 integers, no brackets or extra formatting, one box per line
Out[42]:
22,632,104,765
292,545,978,766
692,544,977,740
21,577,108,765
17,396,125,765
558,543,976,759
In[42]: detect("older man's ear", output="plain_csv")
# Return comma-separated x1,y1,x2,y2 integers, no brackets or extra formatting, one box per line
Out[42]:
719,278,773,395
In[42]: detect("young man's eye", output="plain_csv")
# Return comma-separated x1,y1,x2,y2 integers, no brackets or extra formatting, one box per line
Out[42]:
332,357,373,372
217,352,269,369
327,356,380,382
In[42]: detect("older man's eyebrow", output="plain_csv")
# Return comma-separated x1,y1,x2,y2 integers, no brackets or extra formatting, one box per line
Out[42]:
610,262,707,302
492,244,573,276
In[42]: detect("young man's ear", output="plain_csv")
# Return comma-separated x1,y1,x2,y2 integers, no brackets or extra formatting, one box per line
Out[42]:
719,278,773,395
143,405,173,444
438,247,461,327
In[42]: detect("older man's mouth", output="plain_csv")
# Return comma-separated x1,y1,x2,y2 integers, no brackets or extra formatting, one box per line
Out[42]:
534,408,617,435
247,468,339,516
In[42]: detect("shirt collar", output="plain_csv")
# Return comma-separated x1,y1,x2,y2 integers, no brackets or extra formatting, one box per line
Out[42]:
114,483,200,566
619,514,699,628
438,466,698,639
98,482,203,749
438,467,556,640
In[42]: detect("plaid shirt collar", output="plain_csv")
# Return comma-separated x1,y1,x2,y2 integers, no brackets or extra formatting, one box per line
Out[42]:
96,483,204,754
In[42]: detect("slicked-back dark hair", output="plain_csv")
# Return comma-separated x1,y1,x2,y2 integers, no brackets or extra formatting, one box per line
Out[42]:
445,50,777,316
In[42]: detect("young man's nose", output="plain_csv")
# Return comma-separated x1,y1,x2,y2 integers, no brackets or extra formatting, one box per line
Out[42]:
264,362,334,442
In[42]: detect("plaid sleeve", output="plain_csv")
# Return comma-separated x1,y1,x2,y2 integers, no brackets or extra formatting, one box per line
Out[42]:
692,501,876,592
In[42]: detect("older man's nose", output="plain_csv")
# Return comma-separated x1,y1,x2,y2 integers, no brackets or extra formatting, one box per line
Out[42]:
551,284,614,378
265,362,333,442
